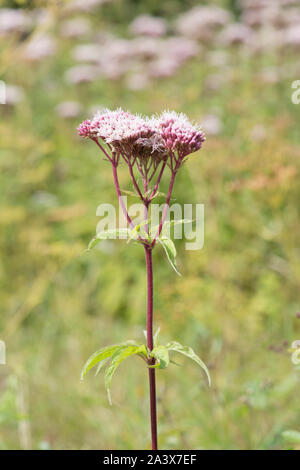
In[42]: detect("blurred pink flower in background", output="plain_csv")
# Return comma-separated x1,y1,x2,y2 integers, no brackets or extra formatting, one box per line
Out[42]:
23,34,56,61
65,0,110,14
147,57,179,79
218,23,253,46
0,8,31,35
284,25,300,48
202,114,223,136
55,101,82,119
61,18,91,39
129,15,167,37
2,0,299,93
72,44,101,63
162,37,200,64
132,38,160,59
65,64,100,84
175,6,231,42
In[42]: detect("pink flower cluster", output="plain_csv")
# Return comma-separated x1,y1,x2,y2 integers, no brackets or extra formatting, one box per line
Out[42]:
78,109,205,162
152,111,206,157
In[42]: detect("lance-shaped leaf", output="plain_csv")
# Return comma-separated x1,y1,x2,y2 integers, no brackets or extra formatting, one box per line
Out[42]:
95,357,110,377
151,219,193,237
166,341,211,386
88,228,131,251
81,341,138,380
150,345,169,369
158,237,181,276
105,344,148,405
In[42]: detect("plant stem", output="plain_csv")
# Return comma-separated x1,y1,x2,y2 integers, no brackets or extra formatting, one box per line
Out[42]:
144,245,158,450
111,161,135,230
151,167,177,246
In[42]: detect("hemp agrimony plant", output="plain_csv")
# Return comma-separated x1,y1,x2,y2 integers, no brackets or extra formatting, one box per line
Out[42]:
78,109,210,450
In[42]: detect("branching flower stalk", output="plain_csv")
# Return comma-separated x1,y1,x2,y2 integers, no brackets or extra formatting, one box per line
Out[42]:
78,109,210,450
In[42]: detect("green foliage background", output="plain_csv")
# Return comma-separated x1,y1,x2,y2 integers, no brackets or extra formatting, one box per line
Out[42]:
0,0,299,450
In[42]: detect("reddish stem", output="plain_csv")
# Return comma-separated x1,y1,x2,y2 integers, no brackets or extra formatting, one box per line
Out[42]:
111,161,135,230
144,245,158,450
149,160,167,200
93,138,112,162
151,167,178,246
128,161,145,202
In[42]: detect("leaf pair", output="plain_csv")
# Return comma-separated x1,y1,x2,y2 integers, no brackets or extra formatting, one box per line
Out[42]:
150,341,211,386
81,341,148,405
87,220,193,277
81,337,211,405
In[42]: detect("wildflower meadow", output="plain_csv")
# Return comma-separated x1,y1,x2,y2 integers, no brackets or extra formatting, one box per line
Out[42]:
0,0,299,451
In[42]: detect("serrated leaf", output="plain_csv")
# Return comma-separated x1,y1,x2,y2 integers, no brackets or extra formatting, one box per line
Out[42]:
150,345,169,369
105,344,147,405
166,341,211,386
81,341,138,380
282,430,300,444
88,228,131,250
158,237,181,276
81,345,123,381
95,357,110,377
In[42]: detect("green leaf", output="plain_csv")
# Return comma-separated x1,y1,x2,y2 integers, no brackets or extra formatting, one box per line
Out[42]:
120,189,140,198
158,237,181,276
80,341,139,380
105,344,147,405
166,341,211,386
162,218,193,229
282,430,300,444
81,344,125,381
88,228,131,250
151,219,193,237
150,345,169,369
95,357,110,377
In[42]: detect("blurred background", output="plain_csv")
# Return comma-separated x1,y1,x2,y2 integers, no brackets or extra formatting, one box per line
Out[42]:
0,0,299,450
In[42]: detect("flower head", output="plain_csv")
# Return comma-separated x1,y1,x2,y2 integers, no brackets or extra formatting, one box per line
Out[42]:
78,119,93,138
78,108,163,162
91,108,154,145
151,111,206,158
78,109,205,164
